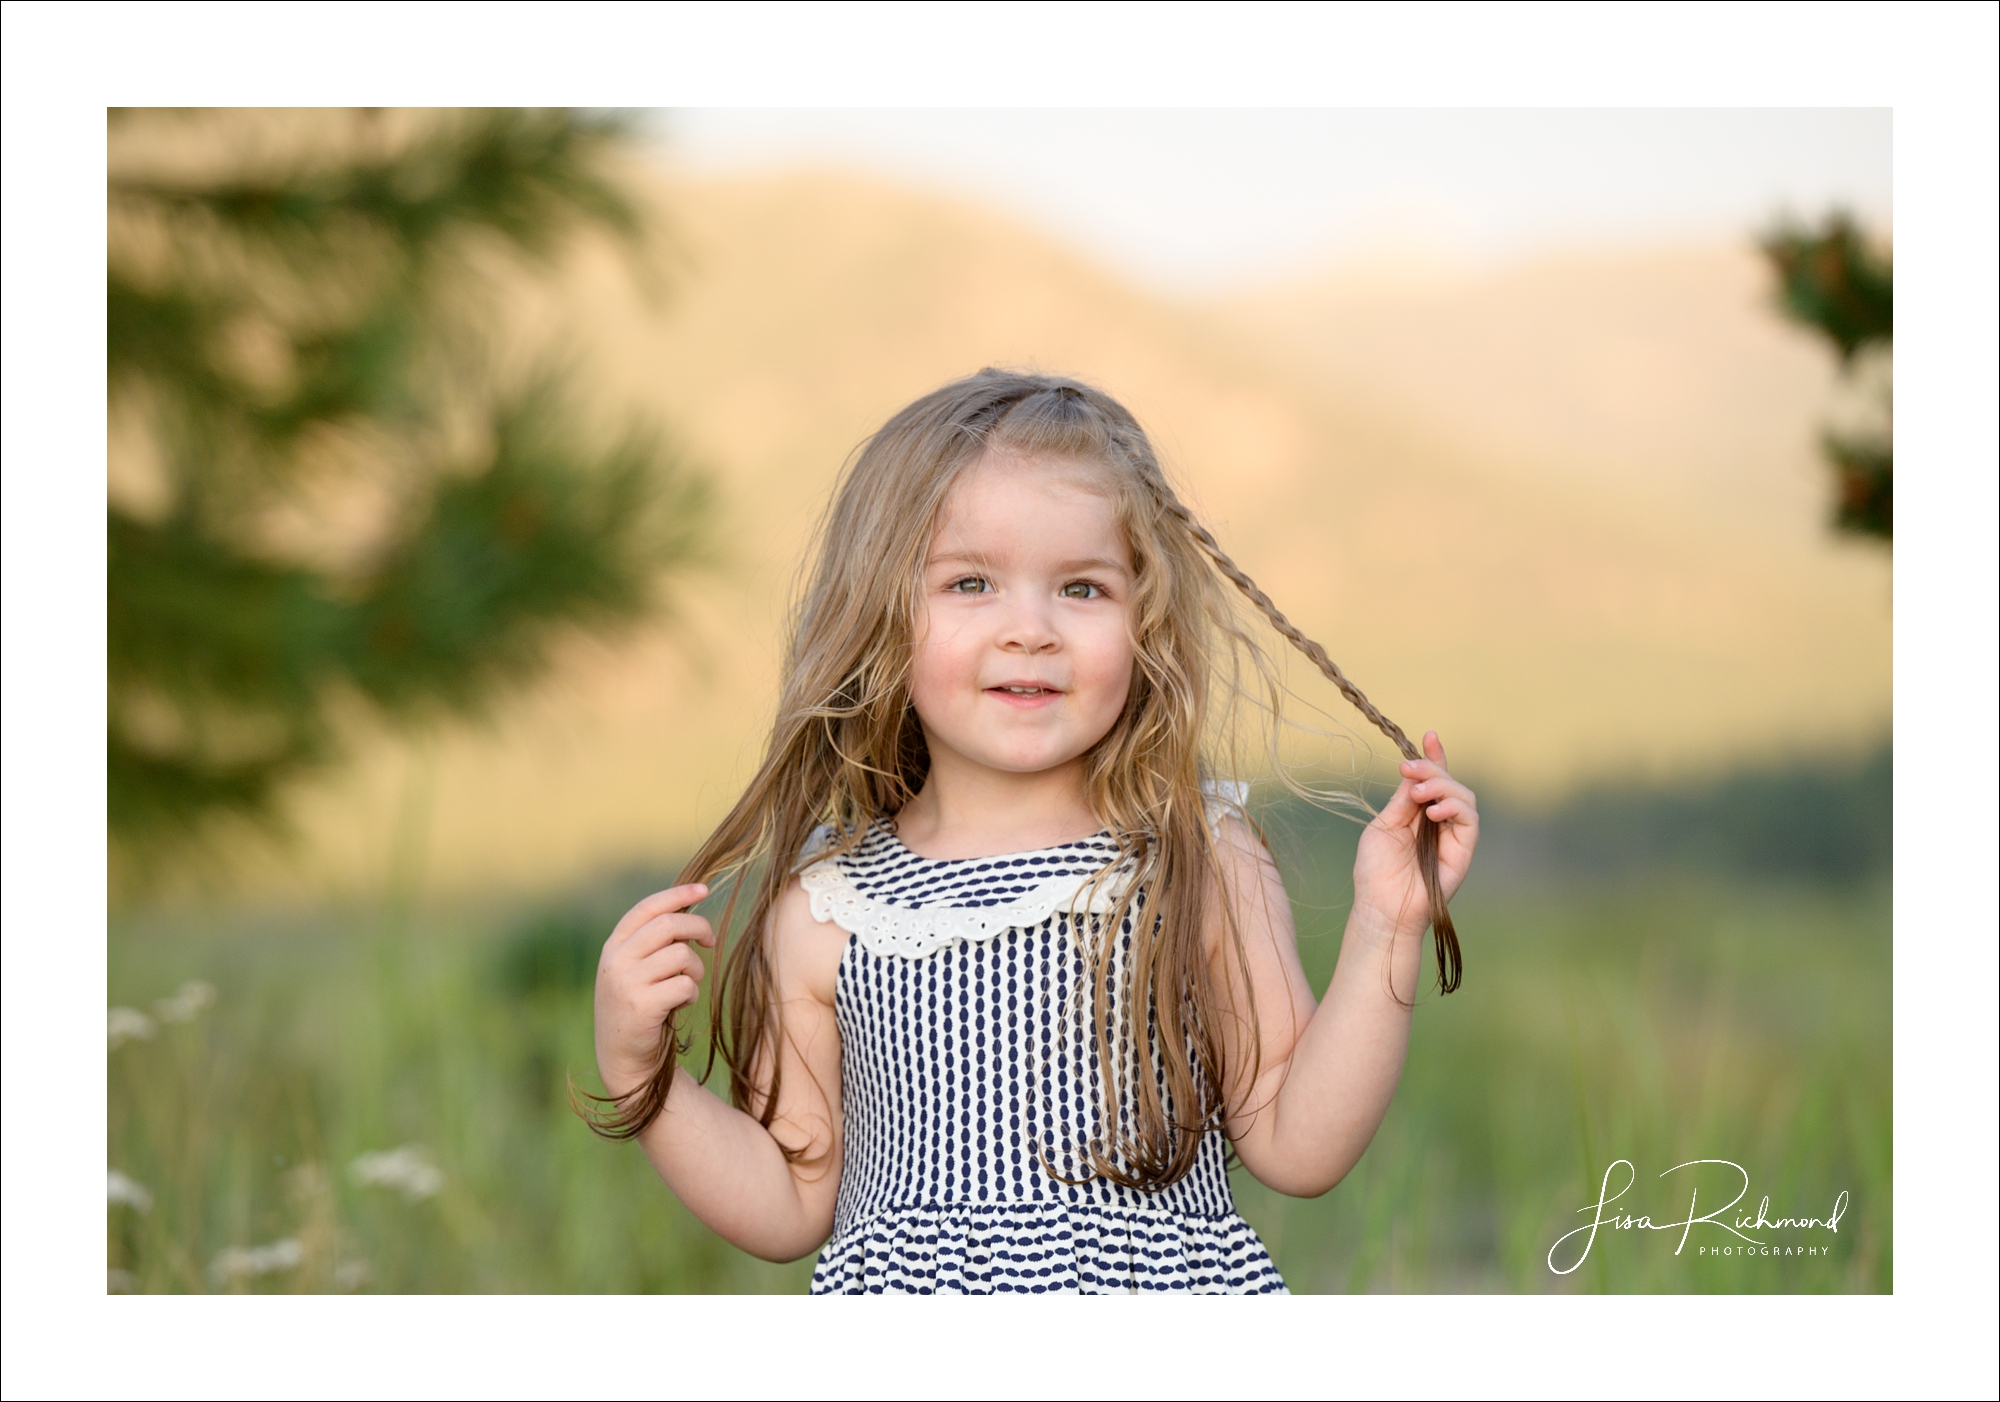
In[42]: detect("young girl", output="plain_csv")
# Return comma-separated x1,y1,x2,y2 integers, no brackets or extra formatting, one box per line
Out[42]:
586,370,1479,1293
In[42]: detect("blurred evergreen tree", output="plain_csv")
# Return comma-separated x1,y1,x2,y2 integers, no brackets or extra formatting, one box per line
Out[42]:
1760,212,1892,542
107,109,707,888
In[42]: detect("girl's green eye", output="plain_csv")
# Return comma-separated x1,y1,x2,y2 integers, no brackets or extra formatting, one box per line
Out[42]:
950,577,988,593
1060,581,1101,599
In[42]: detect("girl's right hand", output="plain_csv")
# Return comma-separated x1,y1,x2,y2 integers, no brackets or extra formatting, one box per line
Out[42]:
594,884,715,1098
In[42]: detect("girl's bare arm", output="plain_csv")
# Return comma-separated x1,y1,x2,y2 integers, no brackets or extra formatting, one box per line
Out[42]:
1215,733,1478,1197
595,878,848,1261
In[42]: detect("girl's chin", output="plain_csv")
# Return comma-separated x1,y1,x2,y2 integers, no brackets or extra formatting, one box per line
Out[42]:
942,742,1094,777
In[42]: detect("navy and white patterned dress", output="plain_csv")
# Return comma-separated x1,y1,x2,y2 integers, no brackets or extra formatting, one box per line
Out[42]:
800,818,1287,1294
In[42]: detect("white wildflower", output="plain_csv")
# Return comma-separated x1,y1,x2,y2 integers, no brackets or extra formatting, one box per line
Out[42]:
333,1258,372,1291
210,1237,304,1283
108,1269,139,1293
349,1144,444,1200
108,1169,153,1212
109,1007,156,1049
154,979,217,1024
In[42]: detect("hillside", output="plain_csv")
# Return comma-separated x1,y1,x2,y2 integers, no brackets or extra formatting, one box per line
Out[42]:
248,169,1889,901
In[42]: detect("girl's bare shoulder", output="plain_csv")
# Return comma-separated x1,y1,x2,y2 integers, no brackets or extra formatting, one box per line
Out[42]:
1212,811,1284,884
766,873,850,1006
1207,812,1297,947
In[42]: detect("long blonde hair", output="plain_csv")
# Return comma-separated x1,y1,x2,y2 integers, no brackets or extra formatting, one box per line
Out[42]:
578,369,1459,1189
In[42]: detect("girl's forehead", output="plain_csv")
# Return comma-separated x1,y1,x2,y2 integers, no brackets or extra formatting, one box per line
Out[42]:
930,454,1124,550
940,451,1117,513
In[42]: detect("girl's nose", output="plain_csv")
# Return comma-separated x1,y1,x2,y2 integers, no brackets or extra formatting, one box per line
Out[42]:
996,597,1061,653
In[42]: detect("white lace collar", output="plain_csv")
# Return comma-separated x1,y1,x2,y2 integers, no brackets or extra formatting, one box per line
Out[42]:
798,826,1129,962
797,783,1246,962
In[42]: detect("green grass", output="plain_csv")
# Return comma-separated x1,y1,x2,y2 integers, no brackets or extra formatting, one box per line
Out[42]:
109,897,813,1294
1231,866,1890,1292
107,751,1891,1294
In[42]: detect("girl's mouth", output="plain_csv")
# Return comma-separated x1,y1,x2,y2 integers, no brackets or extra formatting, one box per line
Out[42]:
987,684,1062,707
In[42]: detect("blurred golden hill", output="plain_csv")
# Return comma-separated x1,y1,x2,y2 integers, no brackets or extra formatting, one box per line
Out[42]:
259,169,1889,902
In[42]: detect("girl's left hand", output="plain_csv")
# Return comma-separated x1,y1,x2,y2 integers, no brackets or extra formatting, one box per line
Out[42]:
1352,731,1479,939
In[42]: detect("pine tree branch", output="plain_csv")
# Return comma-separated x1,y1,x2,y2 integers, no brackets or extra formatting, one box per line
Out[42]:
347,383,706,714
108,109,642,278
1821,429,1893,541
105,108,705,879
1760,212,1892,365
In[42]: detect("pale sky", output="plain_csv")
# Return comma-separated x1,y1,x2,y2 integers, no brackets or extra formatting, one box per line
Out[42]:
652,108,1891,293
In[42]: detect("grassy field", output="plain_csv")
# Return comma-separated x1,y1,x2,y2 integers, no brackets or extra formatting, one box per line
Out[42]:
107,748,1890,1294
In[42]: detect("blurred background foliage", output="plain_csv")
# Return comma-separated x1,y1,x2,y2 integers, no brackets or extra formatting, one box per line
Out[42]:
107,108,707,893
1760,212,1893,541
106,108,1890,1294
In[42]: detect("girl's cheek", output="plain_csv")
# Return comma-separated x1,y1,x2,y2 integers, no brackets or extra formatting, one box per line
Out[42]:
907,654,951,716
1077,627,1136,714
908,632,980,709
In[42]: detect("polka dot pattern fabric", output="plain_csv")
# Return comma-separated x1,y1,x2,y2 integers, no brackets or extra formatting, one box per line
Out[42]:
839,824,1126,910
804,824,1287,1295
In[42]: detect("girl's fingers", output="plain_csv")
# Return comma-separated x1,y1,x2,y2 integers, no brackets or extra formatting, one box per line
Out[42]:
614,909,717,962
1373,777,1424,830
622,976,698,1023
614,919,716,973
1398,761,1450,793
1399,734,1453,782
633,940,706,986
1386,773,1477,820
1373,732,1478,837
654,975,700,1010
609,884,710,945
1410,775,1476,810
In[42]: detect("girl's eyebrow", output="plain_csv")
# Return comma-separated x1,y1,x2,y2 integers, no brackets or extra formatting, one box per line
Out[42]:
927,549,1130,576
1049,556,1130,576
925,548,999,570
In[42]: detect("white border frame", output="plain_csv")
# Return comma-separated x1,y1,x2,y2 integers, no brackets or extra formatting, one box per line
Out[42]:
5,3,1993,1398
